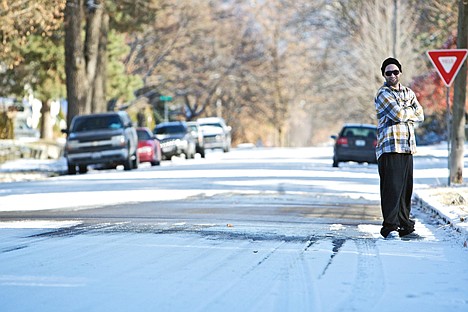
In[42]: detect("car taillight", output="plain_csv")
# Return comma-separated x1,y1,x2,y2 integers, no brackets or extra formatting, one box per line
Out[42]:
336,137,348,145
138,146,152,154
373,139,377,147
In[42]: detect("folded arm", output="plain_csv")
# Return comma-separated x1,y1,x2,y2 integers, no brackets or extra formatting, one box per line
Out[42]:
376,90,424,123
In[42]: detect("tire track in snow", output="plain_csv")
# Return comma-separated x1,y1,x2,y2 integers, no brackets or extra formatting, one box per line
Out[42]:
318,238,346,279
193,238,323,312
191,240,287,311
334,238,384,312
273,236,322,311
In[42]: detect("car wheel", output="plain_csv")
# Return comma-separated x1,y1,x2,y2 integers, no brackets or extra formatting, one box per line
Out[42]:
67,163,77,175
151,152,160,166
332,158,339,167
132,151,139,169
78,165,88,174
123,152,132,171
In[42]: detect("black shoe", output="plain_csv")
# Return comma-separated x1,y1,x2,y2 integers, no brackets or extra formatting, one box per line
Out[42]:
384,231,400,240
380,227,398,238
400,232,423,240
398,227,415,237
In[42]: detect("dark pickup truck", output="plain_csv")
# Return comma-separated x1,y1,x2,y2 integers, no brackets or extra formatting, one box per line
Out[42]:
62,112,139,174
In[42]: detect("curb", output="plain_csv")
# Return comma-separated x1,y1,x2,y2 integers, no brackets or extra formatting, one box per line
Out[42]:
413,193,468,244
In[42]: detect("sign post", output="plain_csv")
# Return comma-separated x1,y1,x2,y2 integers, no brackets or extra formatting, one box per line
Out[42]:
159,95,173,122
427,49,468,185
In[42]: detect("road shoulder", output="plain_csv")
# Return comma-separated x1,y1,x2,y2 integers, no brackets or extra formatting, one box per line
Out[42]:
414,186,468,246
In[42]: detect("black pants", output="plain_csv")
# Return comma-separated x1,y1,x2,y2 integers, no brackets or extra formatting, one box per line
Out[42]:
378,153,415,234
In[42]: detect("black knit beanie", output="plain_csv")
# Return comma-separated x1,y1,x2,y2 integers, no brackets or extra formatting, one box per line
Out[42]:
380,57,402,76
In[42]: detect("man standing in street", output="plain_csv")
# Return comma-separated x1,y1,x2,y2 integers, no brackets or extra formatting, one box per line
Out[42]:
374,57,424,239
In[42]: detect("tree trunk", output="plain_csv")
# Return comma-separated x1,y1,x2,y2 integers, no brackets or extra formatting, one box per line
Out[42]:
451,0,468,184
64,0,87,127
40,99,54,140
84,1,104,113
91,10,109,113
64,0,108,127
0,111,15,140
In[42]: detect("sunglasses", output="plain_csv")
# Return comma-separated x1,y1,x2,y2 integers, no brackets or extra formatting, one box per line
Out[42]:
385,70,400,76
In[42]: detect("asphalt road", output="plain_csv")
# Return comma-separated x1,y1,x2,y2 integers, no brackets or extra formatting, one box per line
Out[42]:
1,147,467,312
0,147,382,227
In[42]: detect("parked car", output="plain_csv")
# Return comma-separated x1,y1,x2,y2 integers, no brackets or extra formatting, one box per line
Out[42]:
331,124,377,167
153,121,196,159
187,121,206,158
62,111,139,174
137,127,162,166
197,117,232,152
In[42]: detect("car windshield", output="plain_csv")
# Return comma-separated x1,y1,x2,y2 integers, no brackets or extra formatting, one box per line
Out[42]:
200,123,222,128
72,115,123,132
155,125,185,135
137,130,152,141
342,127,376,138
187,125,197,132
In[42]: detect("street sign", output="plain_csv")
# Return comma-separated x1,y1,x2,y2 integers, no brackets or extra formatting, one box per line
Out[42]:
427,49,468,87
427,49,468,185
159,95,173,101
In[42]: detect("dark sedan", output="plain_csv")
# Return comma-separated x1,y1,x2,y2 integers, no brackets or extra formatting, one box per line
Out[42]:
331,124,377,167
153,121,196,159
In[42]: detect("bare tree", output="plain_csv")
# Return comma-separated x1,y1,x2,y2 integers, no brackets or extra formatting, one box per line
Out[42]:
122,0,442,147
323,0,423,126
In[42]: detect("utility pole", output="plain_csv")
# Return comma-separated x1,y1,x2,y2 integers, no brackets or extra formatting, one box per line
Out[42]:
451,0,468,184
392,0,398,57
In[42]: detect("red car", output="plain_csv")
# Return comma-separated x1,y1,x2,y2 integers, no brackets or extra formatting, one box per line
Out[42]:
137,127,162,166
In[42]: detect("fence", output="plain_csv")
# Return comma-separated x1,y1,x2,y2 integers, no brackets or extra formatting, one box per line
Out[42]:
0,139,64,164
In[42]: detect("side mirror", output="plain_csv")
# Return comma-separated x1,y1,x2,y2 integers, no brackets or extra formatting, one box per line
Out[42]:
61,129,69,135
331,135,337,140
226,126,232,132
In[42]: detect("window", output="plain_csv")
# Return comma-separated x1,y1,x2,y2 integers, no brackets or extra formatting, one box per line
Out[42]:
73,115,123,132
342,127,376,138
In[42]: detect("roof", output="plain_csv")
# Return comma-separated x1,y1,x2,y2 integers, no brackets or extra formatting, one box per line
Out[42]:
155,121,186,127
342,123,377,129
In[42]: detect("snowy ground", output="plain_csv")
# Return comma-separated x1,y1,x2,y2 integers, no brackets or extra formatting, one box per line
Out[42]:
1,142,466,237
0,211,467,311
0,144,467,311
413,143,468,241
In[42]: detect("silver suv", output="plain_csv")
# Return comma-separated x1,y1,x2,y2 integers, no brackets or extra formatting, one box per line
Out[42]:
197,117,232,152
63,112,139,174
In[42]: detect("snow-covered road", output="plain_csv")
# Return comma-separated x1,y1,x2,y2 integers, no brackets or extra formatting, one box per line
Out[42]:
0,146,467,311
0,218,466,312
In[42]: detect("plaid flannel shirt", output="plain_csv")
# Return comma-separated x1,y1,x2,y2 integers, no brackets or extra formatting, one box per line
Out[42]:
374,82,424,160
